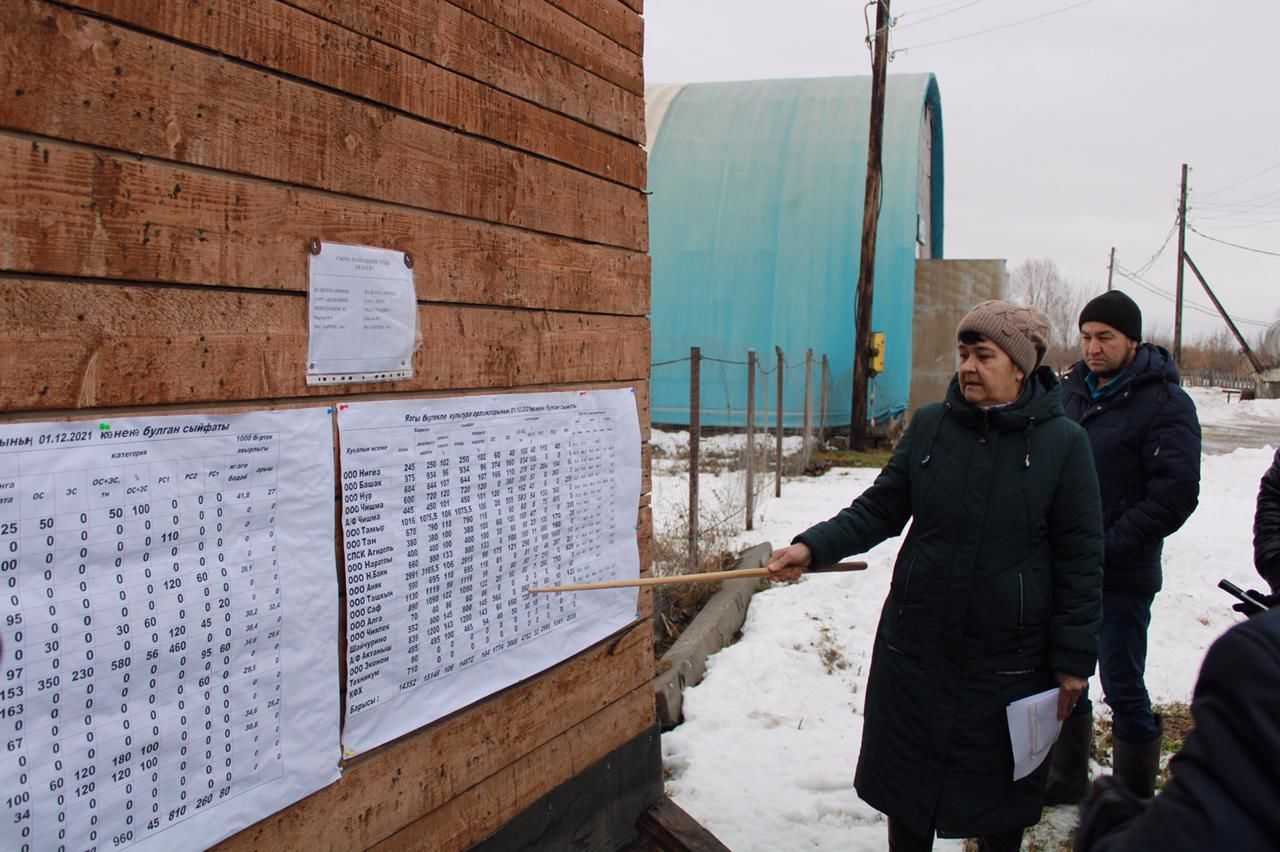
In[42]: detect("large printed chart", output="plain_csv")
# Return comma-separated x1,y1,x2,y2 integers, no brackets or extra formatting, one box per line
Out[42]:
337,389,641,754
0,410,341,852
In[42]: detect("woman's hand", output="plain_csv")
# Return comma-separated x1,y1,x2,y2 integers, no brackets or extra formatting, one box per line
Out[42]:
1054,671,1088,721
765,543,813,582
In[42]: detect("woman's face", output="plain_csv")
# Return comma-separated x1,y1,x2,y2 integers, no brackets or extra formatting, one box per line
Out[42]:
957,336,1024,406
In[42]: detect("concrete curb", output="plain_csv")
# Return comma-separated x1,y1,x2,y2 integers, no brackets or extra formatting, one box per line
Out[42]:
652,541,774,730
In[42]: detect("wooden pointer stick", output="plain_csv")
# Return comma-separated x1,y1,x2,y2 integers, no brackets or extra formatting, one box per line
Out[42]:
529,561,867,593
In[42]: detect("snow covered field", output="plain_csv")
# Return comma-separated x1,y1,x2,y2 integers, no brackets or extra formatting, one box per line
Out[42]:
655,388,1279,850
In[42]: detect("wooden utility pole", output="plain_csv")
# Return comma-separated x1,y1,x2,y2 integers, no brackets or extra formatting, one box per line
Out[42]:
1174,163,1188,361
850,0,890,451
1107,247,1115,291
1183,253,1266,373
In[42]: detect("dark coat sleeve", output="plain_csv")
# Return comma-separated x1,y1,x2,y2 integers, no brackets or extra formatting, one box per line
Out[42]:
1255,448,1280,594
1105,386,1201,564
1047,427,1104,678
792,410,920,569
1074,611,1280,852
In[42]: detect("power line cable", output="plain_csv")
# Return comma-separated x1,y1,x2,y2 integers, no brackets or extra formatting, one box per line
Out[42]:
1189,226,1280,258
1194,159,1280,199
1193,205,1280,217
1196,214,1280,225
1201,211,1280,231
893,0,1095,53
896,0,979,16
863,1,885,56
1191,185,1280,212
1113,265,1219,319
894,0,987,31
1113,262,1271,328
1134,219,1179,277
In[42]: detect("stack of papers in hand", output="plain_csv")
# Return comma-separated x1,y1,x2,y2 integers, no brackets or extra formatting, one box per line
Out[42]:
1006,688,1063,781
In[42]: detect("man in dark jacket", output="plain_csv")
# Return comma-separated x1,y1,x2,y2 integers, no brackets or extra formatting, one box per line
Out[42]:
1254,448,1280,593
1231,448,1280,616
1050,290,1201,803
768,301,1103,851
1073,606,1280,851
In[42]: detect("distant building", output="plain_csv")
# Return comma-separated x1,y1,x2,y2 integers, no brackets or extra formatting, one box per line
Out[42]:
647,74,1004,429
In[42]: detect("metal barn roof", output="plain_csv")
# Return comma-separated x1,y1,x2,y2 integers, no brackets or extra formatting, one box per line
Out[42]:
646,73,943,428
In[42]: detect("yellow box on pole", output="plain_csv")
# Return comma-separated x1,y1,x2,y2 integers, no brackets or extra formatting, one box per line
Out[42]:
869,331,886,375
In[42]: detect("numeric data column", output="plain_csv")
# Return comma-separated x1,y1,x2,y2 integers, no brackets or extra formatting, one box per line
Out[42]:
0,464,33,850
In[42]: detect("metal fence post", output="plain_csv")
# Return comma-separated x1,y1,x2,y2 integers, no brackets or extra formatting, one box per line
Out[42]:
802,348,813,473
819,354,830,445
688,347,701,571
746,349,756,531
775,346,784,498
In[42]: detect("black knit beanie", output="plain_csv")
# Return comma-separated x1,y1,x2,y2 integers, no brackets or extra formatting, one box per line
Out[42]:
1079,290,1142,341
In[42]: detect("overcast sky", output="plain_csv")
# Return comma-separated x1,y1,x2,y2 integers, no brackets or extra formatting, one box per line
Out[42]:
643,0,1280,347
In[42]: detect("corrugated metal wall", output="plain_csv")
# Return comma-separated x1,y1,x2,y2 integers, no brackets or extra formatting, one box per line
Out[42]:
646,74,943,428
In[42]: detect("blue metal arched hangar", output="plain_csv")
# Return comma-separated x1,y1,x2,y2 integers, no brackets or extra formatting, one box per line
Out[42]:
645,73,944,429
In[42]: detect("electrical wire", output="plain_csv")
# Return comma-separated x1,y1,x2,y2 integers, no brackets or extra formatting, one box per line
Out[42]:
893,0,987,31
1189,226,1280,258
863,1,880,56
1112,265,1218,319
896,0,981,16
1194,159,1280,199
893,0,1095,53
1133,219,1179,277
1197,210,1280,231
1112,262,1271,328
1191,186,1280,213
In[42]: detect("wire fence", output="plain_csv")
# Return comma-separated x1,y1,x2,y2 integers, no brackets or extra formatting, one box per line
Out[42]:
651,357,1267,572
651,346,836,572
1181,370,1258,392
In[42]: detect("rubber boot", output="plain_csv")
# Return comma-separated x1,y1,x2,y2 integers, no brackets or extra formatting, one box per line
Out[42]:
975,830,1024,852
1042,700,1093,805
1112,713,1163,798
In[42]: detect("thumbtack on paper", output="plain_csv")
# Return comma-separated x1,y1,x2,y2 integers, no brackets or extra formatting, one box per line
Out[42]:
326,407,337,414
338,404,350,411
98,423,110,430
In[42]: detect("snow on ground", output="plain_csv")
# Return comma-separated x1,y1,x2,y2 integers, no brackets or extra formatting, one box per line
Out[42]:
656,391,1278,851
1187,386,1280,453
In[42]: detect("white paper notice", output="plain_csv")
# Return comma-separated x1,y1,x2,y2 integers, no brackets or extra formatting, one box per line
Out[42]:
0,410,342,852
1006,688,1064,781
337,389,642,755
307,241,417,385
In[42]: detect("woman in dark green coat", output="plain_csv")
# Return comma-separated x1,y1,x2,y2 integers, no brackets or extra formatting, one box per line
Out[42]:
768,301,1104,851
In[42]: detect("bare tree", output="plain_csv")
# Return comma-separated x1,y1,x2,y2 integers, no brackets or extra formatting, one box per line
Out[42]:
1181,329,1252,373
1009,258,1091,368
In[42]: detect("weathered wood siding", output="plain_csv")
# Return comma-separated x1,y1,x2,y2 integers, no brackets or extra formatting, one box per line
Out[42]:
0,0,654,848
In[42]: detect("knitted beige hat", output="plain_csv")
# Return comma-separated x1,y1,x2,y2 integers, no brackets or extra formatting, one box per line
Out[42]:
956,300,1050,376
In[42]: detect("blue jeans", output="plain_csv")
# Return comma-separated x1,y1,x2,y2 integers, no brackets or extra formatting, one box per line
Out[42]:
1081,589,1159,741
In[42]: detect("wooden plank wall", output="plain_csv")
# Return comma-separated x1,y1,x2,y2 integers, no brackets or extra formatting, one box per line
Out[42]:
0,0,654,848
